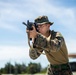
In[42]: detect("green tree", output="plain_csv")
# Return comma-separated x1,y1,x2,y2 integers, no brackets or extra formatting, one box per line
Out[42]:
4,62,14,74
15,63,22,74
27,62,42,74
21,63,27,73
0,62,43,74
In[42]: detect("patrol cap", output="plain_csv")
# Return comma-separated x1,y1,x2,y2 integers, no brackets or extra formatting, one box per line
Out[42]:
34,16,53,25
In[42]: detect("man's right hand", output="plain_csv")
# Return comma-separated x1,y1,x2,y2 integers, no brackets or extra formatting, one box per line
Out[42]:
26,26,38,39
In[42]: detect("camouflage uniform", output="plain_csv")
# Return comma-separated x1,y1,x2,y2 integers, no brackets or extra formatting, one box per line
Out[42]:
29,30,73,75
27,16,73,75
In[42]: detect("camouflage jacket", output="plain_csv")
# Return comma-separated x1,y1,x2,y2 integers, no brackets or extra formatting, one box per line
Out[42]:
29,30,69,65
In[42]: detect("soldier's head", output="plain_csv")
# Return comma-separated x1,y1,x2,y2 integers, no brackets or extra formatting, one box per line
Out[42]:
34,16,53,34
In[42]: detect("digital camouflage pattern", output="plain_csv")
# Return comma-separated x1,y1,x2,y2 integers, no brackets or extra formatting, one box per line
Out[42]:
47,63,73,75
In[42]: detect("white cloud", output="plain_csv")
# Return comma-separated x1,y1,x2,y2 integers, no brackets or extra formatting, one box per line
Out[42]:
0,0,76,32
0,45,29,60
31,0,76,31
58,9,76,29
0,45,49,68
0,0,76,53
66,39,76,54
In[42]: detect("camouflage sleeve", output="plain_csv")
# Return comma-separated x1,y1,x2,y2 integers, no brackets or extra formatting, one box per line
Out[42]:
29,32,64,58
33,34,47,48
29,34,47,59
33,32,64,52
29,45,43,60
49,32,64,52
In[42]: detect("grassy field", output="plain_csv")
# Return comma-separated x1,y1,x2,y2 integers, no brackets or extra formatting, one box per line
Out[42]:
1,72,76,75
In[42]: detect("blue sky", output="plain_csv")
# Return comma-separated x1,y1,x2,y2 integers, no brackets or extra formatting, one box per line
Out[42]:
0,0,76,68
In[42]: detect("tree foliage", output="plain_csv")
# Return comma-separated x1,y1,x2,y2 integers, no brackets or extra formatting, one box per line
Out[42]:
0,62,46,74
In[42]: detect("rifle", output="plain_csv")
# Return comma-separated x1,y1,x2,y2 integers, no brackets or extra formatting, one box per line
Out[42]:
22,20,38,31
22,20,38,47
22,20,46,55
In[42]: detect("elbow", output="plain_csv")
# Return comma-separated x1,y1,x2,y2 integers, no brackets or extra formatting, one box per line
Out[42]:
30,56,37,60
29,54,38,60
